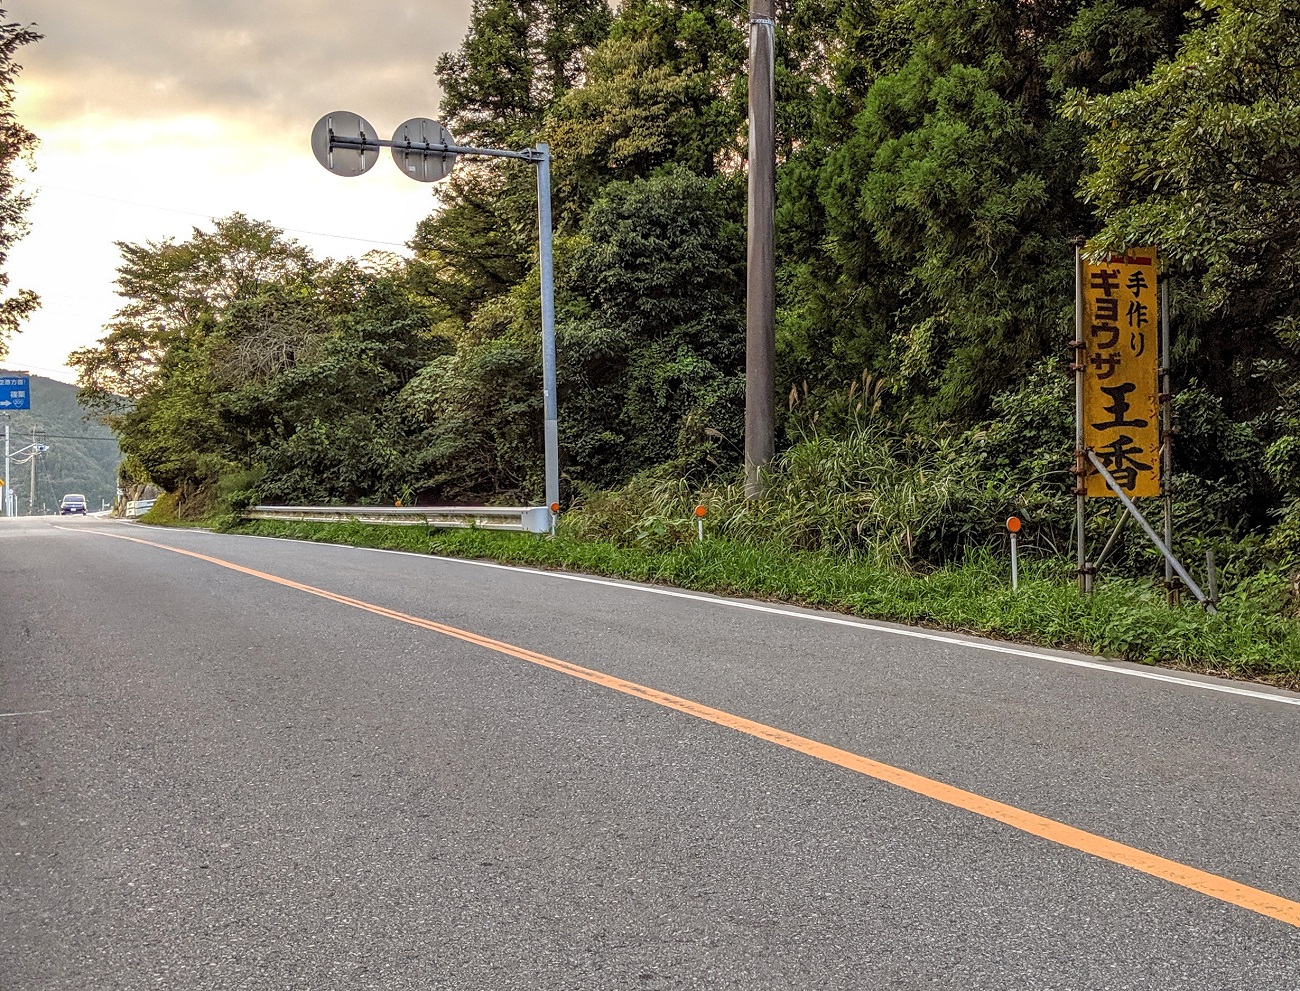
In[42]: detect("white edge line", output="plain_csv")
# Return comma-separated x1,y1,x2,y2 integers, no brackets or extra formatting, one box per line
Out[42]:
1,709,54,718
115,521,1300,709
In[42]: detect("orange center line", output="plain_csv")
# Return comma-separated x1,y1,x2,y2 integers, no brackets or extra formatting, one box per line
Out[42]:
89,527,1300,929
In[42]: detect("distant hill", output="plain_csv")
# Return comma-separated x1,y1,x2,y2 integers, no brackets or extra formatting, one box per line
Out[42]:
0,372,120,514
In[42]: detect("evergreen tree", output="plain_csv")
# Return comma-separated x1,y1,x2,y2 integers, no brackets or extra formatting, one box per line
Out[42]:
422,0,614,358
776,0,1194,426
437,0,612,149
546,0,747,217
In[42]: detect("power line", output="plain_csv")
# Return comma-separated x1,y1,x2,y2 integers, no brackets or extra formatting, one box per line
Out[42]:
39,184,413,250
0,362,79,381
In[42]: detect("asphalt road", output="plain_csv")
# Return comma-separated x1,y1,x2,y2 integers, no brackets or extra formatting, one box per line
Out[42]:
2,515,1298,989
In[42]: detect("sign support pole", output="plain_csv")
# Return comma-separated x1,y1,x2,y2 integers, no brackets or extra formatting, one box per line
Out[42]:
1160,277,1177,605
1073,244,1088,594
3,417,9,517
1093,511,1129,570
1087,449,1213,611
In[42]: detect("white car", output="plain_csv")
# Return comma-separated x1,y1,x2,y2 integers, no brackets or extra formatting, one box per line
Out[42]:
59,493,88,515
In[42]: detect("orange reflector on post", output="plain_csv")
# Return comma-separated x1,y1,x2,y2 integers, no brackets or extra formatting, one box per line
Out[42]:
1007,516,1022,533
550,502,560,513
694,505,707,518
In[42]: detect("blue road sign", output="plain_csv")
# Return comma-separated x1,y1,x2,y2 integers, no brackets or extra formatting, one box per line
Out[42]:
0,374,30,410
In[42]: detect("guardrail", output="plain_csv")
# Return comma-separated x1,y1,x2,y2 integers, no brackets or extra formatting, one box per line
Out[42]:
124,498,157,518
243,504,553,534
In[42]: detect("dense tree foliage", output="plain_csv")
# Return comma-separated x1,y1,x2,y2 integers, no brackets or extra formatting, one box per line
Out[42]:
561,166,746,485
778,0,1194,423
0,9,40,358
71,0,1300,591
437,0,613,149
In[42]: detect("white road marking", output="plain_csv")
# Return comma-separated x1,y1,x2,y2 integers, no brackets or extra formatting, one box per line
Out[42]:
119,520,1300,709
1,710,54,718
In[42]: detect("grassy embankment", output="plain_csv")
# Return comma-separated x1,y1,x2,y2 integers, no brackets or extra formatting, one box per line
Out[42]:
217,516,1300,691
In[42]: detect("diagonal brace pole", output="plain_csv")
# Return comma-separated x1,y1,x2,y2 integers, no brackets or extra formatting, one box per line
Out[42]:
1093,510,1129,571
1085,450,1214,612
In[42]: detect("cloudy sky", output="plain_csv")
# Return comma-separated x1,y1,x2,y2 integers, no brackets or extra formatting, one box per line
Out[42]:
4,0,474,382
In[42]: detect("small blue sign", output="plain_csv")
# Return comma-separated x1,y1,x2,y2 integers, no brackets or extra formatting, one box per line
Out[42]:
0,374,30,410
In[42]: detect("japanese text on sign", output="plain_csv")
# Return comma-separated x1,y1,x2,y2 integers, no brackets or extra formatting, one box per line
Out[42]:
1082,249,1160,498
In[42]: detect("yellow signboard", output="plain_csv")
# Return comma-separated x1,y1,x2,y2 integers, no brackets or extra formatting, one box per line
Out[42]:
1081,248,1161,498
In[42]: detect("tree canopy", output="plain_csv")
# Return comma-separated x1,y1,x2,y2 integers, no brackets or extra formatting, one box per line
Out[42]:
0,9,40,359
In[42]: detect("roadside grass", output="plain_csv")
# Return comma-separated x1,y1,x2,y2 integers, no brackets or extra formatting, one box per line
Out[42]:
136,492,213,529
224,518,1300,690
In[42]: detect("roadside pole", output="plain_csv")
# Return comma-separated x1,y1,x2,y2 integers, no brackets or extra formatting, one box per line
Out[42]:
744,0,775,499
1007,516,1022,590
1087,450,1213,611
536,143,559,512
0,375,33,516
1161,277,1177,604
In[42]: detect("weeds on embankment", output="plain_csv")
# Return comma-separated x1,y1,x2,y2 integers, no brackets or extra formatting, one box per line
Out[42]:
224,517,1300,691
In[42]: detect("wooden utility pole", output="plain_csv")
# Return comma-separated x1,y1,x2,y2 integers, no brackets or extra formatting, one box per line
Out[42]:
745,0,776,499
